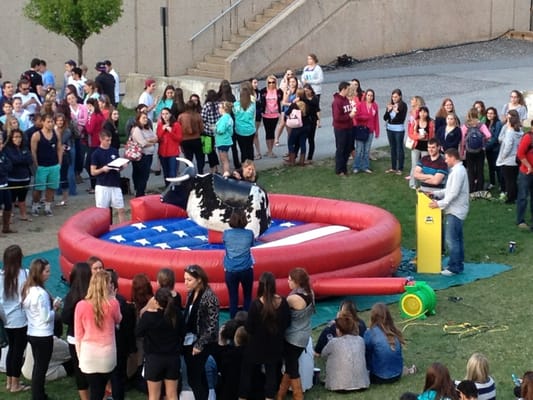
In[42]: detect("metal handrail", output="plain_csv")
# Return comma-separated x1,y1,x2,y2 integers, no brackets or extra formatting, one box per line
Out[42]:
190,0,243,41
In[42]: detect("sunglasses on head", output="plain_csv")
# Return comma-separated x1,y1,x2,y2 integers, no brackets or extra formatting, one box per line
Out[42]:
185,265,199,274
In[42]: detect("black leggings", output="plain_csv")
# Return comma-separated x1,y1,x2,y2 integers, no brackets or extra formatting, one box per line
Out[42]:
5,326,27,377
502,165,519,203
183,344,211,400
68,343,89,390
86,372,111,400
236,134,255,162
181,138,205,174
9,180,30,202
263,117,278,140
240,360,279,399
28,335,53,400
283,341,305,378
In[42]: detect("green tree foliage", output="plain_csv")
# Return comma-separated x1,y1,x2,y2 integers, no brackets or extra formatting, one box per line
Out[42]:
23,0,123,64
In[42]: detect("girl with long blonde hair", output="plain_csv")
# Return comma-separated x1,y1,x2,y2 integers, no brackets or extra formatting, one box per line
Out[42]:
75,270,121,400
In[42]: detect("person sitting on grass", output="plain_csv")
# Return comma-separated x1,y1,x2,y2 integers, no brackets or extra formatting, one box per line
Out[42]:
515,371,533,400
364,302,416,384
418,362,458,400
314,299,366,356
321,311,369,392
457,353,495,400
456,380,478,400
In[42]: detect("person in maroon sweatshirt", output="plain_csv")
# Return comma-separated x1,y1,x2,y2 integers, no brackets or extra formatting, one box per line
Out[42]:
332,81,356,175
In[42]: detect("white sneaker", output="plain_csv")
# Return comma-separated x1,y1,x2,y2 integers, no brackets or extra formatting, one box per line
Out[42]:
441,269,456,276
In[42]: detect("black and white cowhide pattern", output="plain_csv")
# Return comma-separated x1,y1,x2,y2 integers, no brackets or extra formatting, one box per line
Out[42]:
187,174,270,237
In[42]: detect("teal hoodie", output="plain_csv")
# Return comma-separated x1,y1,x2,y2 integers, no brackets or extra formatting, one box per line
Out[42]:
233,100,256,136
215,113,234,147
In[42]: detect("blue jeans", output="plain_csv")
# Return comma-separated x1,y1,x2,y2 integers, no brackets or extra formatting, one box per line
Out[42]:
445,214,464,273
353,134,373,171
159,155,178,186
334,127,353,174
387,129,405,171
517,171,533,224
58,147,77,196
224,268,253,318
288,126,309,155
131,154,153,197
409,149,427,188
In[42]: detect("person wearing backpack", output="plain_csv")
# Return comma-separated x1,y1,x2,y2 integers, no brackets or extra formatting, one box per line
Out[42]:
460,108,491,193
496,110,523,204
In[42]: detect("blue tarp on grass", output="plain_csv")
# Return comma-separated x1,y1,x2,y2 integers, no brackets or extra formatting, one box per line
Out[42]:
13,248,512,328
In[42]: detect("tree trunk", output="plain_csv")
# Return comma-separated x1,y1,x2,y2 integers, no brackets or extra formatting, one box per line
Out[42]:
77,44,84,65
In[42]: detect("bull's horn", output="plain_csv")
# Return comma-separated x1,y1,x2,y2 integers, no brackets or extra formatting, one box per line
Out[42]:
177,157,194,168
166,175,190,183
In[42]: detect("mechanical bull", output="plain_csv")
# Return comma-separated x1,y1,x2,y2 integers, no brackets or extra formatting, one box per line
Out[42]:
161,158,270,237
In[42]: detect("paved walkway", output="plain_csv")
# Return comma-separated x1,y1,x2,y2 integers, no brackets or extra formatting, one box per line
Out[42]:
5,38,533,256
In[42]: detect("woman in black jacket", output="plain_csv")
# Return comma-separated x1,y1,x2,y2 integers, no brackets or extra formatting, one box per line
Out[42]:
182,265,219,400
4,129,33,222
383,88,408,174
61,262,91,400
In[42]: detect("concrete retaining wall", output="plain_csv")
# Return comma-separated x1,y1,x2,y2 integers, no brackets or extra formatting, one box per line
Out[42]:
232,0,531,81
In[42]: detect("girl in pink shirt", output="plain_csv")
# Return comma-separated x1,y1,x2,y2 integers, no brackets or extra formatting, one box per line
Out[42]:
75,270,121,400
352,89,380,173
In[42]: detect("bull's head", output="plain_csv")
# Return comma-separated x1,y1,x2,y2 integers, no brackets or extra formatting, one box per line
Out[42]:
160,158,197,209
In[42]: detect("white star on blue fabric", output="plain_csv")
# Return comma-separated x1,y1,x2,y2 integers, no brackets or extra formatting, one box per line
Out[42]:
134,238,151,246
109,235,126,242
131,223,147,230
176,246,192,250
280,222,296,227
154,242,171,249
172,230,188,237
194,235,208,241
152,225,167,232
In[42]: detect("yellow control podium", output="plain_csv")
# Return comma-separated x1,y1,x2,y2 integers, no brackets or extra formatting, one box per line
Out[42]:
416,191,442,273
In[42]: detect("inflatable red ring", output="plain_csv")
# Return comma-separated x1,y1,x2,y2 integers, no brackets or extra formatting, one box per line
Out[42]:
58,194,402,307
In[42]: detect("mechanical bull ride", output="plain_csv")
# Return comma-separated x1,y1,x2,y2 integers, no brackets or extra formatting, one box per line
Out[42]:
58,158,436,317
161,158,270,238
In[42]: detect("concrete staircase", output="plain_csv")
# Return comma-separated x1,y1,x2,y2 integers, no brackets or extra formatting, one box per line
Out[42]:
187,0,294,80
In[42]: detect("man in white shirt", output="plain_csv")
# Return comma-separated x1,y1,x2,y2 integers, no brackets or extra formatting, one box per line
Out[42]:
67,67,85,99
13,79,41,115
138,79,158,121
429,147,469,276
104,60,120,106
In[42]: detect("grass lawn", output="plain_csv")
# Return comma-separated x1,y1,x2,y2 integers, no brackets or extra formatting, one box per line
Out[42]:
3,154,531,400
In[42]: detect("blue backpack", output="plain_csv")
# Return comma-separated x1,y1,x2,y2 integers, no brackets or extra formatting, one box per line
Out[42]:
465,125,484,153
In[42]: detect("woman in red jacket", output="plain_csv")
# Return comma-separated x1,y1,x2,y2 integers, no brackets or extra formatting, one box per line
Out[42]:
156,107,183,185
352,89,380,174
85,98,106,193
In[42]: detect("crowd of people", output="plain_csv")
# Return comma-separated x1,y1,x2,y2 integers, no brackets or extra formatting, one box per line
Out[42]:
332,81,533,232
3,243,533,400
0,57,125,232
1,52,533,400
3,54,531,235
